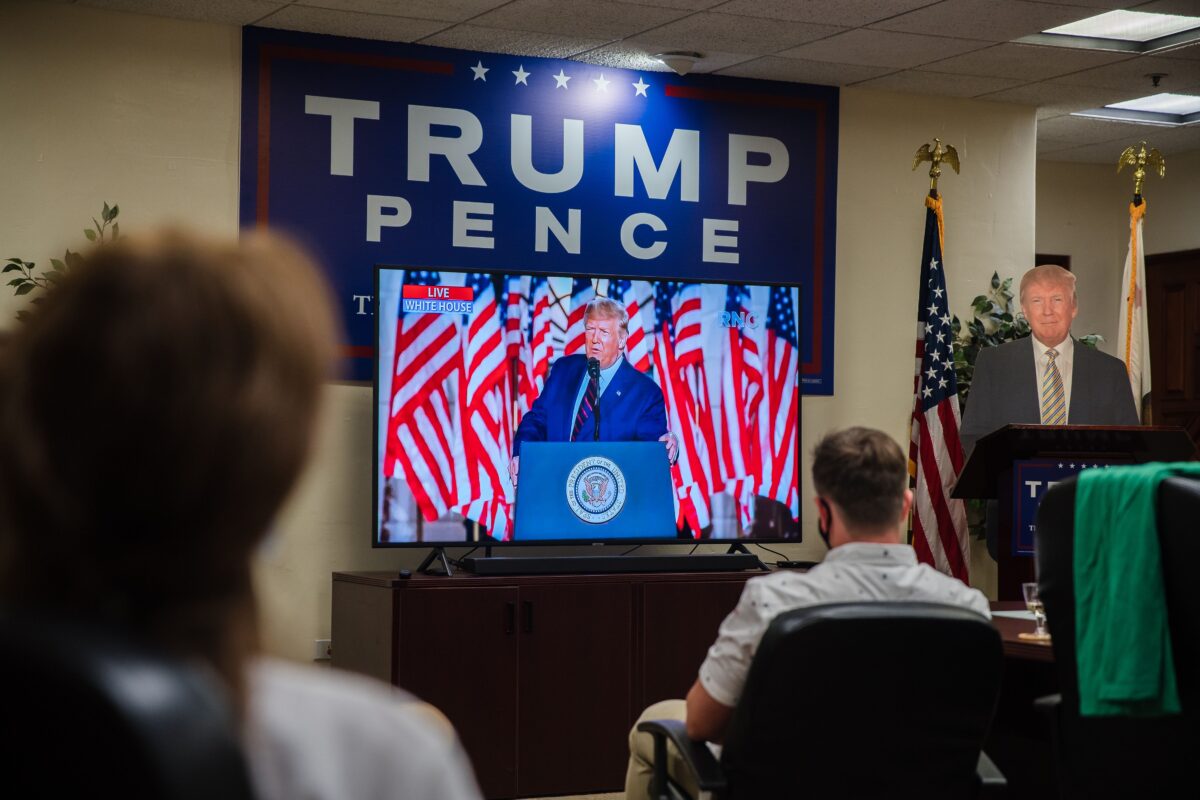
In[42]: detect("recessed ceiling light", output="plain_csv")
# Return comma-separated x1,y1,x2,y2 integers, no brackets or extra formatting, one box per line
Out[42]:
1045,11,1200,42
1071,93,1200,127
1018,10,1200,54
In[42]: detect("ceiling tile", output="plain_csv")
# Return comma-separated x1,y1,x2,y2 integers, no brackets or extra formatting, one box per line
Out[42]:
1157,42,1200,61
624,12,847,56
1136,124,1200,153
572,43,754,73
1037,113,1151,144
468,0,690,39
1052,54,1200,90
619,0,728,8
776,29,991,70
292,0,511,23
1022,0,1131,7
419,24,607,58
1128,0,1200,14
256,6,449,42
869,0,1097,43
853,69,1025,96
712,0,940,28
980,79,1157,108
714,56,894,85
80,0,288,25
922,42,1132,81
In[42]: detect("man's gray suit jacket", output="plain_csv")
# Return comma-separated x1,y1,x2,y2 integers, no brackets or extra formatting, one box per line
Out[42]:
960,336,1139,458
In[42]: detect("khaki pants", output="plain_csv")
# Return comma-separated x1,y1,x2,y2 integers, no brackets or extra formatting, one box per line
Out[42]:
625,699,705,800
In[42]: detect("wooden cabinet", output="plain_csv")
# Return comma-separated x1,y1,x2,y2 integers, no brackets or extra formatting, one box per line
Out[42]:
331,570,754,799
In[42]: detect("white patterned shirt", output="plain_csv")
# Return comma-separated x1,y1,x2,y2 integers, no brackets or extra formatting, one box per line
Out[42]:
697,542,991,708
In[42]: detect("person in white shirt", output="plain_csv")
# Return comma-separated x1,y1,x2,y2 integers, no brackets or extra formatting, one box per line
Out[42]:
624,427,991,800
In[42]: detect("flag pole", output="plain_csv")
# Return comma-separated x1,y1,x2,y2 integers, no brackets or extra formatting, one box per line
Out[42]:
1117,141,1164,422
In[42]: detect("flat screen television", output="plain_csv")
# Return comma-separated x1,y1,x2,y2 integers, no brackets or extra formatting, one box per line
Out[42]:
374,265,800,546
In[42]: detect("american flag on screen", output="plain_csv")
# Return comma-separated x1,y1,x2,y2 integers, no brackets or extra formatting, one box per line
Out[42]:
563,278,595,356
758,286,800,519
719,284,763,526
908,194,969,580
457,272,514,540
520,275,553,418
653,282,712,534
673,283,722,516
384,270,462,522
609,279,652,372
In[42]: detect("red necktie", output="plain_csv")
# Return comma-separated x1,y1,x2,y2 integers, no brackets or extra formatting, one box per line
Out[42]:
571,376,599,441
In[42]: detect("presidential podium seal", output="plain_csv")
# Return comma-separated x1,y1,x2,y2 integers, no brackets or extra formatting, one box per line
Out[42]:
565,456,627,524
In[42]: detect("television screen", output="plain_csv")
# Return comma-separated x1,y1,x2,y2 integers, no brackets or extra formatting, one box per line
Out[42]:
374,266,800,546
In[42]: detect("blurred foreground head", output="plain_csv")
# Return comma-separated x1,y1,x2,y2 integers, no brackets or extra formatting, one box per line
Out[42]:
0,229,336,659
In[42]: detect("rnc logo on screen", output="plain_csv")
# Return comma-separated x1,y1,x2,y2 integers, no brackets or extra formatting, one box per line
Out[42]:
719,310,759,329
402,284,474,314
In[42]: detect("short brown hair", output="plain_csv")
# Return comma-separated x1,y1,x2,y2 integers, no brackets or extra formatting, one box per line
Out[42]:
1020,264,1076,304
0,228,337,707
811,427,907,531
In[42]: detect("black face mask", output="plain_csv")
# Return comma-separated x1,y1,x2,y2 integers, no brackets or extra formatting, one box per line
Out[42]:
817,498,832,549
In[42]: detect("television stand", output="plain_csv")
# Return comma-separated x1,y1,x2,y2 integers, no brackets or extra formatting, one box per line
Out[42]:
416,546,454,576
457,545,767,576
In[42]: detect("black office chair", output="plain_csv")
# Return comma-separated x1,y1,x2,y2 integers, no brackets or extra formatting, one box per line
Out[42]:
0,612,257,799
638,602,1006,799
1034,476,1200,798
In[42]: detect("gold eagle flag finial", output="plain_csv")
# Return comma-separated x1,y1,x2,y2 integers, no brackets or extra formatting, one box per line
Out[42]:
912,138,960,196
1117,141,1165,200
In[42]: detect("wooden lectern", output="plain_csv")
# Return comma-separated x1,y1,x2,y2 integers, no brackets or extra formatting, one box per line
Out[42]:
953,424,1195,600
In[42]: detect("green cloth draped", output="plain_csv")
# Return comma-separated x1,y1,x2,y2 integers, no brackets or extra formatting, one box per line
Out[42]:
1072,462,1198,716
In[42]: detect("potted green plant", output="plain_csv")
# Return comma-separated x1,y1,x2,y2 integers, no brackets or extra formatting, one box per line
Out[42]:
5,203,120,320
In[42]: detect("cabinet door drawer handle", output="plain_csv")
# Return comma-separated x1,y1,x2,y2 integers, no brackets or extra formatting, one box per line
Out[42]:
504,602,515,635
523,600,533,634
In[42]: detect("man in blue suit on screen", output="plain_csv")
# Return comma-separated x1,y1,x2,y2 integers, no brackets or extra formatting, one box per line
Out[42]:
509,296,677,487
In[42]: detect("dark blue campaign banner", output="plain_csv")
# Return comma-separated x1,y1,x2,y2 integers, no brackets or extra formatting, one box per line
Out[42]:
240,27,838,387
1012,459,1121,556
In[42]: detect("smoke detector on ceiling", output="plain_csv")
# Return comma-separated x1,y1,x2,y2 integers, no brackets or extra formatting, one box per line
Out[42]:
655,52,703,76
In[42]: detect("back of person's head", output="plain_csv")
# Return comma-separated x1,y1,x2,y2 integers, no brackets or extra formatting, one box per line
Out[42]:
0,228,336,705
811,427,907,535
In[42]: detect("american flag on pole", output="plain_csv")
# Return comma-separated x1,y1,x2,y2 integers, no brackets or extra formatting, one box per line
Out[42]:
609,278,653,372
563,278,595,356
456,272,514,539
909,194,969,581
719,284,763,527
757,286,800,519
653,281,712,534
384,270,462,522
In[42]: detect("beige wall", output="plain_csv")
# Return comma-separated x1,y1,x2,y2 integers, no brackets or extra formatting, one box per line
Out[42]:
1035,151,1200,356
2,3,1043,662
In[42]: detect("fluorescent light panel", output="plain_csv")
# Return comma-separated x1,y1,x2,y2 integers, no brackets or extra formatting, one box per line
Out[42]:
1045,11,1200,43
1107,93,1200,115
1071,93,1200,127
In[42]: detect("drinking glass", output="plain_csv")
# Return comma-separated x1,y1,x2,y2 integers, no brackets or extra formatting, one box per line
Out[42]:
1021,581,1050,641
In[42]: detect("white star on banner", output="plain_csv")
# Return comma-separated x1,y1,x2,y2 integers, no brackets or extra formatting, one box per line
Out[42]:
927,303,939,316
923,386,933,398
925,323,933,334
938,377,948,389
553,69,571,89
633,76,649,97
940,313,951,327
470,61,489,81
930,258,940,270
935,331,946,343
933,287,944,298
930,350,941,363
943,360,953,371
593,73,610,91
513,65,530,85
926,366,937,379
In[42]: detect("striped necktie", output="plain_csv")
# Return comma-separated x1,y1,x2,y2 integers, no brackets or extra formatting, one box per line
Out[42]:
1040,347,1066,425
571,375,599,441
